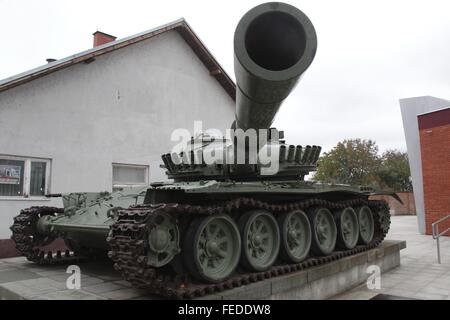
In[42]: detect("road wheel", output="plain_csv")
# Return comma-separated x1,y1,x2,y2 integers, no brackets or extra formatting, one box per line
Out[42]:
308,207,337,256
184,214,241,283
239,210,280,271
278,210,311,263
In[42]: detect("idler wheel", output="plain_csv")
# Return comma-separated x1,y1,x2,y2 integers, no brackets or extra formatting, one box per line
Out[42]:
335,207,359,250
145,212,180,267
278,209,311,263
238,210,280,271
184,214,241,283
308,207,337,256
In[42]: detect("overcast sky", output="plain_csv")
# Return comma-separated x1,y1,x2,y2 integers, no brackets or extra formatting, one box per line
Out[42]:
1,0,449,153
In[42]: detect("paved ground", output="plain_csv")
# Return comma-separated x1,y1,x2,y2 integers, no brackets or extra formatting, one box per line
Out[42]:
0,258,159,300
333,215,450,300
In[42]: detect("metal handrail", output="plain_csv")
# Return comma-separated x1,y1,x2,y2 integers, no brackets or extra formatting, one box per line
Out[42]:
432,214,450,264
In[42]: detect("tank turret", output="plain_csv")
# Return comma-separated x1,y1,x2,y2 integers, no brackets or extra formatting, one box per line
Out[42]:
163,3,321,181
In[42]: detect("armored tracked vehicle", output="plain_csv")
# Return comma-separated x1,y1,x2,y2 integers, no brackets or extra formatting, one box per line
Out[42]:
11,2,391,299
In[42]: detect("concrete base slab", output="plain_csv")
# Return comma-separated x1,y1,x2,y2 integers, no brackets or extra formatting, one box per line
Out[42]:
198,240,405,300
0,240,405,300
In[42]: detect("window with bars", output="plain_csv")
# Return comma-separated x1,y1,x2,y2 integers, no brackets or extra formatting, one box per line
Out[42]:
0,156,50,197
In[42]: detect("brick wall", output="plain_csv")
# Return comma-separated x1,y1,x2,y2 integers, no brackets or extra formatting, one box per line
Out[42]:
370,192,416,215
419,108,450,236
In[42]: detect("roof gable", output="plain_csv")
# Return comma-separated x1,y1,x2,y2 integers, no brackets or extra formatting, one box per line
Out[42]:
0,19,236,100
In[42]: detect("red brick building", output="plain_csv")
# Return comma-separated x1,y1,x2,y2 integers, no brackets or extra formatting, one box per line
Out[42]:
418,108,450,235
370,192,416,216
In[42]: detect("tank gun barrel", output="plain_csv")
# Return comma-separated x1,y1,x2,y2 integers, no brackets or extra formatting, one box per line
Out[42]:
233,2,317,131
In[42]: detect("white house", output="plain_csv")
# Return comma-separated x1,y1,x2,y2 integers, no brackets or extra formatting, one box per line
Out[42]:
0,19,236,254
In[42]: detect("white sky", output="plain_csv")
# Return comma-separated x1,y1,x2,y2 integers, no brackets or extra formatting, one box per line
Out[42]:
1,0,449,153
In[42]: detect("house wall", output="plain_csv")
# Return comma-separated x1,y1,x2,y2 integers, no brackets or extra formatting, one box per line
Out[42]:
0,30,234,239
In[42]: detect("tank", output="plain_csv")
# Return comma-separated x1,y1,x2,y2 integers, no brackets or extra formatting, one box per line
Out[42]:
10,2,392,299
10,187,148,262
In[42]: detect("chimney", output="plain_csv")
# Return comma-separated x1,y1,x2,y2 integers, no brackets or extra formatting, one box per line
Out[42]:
92,31,116,47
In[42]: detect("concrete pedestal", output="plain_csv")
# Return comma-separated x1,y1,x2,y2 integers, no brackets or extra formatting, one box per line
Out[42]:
198,240,406,300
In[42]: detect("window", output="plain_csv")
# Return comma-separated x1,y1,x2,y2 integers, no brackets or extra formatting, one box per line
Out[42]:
0,159,24,196
30,162,47,196
112,163,148,190
0,156,51,198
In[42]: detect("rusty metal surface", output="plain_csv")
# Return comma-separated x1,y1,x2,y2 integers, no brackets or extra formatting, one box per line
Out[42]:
10,207,86,265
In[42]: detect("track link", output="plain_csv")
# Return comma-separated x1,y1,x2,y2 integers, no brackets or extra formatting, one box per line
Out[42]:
107,197,390,299
10,206,86,265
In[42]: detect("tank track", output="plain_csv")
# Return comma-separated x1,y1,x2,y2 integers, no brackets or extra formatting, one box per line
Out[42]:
107,197,390,299
10,206,86,265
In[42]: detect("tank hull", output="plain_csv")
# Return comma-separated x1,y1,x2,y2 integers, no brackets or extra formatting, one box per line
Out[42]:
106,185,390,298
10,187,148,262
10,182,391,298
